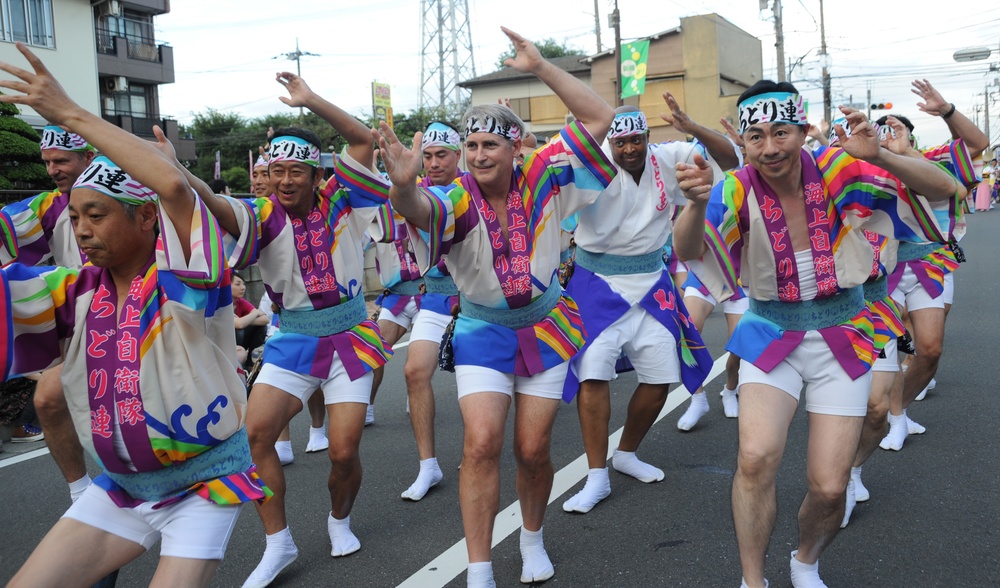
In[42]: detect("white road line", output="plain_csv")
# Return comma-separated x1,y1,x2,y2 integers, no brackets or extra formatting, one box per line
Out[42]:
0,447,50,469
396,353,731,588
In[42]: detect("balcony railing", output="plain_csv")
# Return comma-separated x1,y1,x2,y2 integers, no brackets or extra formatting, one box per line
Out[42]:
95,28,163,63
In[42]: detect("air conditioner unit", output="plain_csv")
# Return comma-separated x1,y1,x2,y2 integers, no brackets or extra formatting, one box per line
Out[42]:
96,1,121,16
104,76,127,93
103,97,115,113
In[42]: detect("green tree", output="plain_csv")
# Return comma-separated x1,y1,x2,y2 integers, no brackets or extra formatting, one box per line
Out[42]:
0,92,51,192
495,38,585,70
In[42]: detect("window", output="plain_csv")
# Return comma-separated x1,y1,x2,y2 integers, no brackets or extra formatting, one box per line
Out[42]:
1,0,54,48
111,83,150,118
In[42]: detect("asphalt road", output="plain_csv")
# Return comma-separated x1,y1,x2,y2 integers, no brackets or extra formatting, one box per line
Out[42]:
2,210,999,587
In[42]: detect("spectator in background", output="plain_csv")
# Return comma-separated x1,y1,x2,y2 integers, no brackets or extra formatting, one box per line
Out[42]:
233,271,269,366
209,178,231,196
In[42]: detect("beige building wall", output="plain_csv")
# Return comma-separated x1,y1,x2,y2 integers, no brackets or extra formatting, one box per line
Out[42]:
468,74,593,136
0,0,100,126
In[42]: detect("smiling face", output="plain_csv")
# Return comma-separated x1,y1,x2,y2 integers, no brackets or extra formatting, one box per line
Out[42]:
422,146,461,186
251,166,270,198
464,132,517,193
68,188,156,270
743,122,807,184
610,132,649,175
42,149,94,194
269,160,322,217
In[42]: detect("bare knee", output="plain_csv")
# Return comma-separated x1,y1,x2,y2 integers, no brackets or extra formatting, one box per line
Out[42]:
915,339,943,364
404,360,433,391
464,431,502,465
736,445,782,484
807,474,848,504
514,436,552,471
328,445,360,475
34,375,67,416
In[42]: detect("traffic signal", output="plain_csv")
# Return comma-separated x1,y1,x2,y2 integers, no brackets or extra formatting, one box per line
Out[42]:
870,102,893,110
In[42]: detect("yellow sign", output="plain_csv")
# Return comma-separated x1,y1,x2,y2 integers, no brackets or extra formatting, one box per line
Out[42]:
372,82,393,129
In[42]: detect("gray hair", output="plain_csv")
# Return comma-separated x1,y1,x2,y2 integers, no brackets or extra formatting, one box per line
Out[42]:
463,104,526,144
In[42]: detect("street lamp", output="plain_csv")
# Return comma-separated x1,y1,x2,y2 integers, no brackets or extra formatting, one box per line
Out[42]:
953,47,994,62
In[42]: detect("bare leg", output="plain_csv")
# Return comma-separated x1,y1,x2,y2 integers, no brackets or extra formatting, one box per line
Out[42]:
854,370,893,467
308,390,326,428
458,392,511,564
575,379,611,469
795,412,864,562
404,340,439,460
245,384,303,534
33,365,88,484
901,307,945,408
369,320,406,404
149,557,220,588
513,393,560,583
8,518,145,588
325,400,367,557
732,383,797,588
677,297,715,429
617,383,670,452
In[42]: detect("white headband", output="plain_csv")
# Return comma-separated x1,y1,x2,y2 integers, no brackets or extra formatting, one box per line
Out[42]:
269,135,321,167
737,91,807,134
608,111,648,138
73,156,158,204
464,115,521,142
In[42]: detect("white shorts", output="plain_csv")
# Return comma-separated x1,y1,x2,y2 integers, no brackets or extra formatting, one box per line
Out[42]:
64,484,241,560
890,266,944,312
683,288,748,316
378,297,420,330
943,272,955,305
409,308,451,344
576,305,680,385
255,359,373,405
738,331,872,417
455,362,568,400
871,337,899,372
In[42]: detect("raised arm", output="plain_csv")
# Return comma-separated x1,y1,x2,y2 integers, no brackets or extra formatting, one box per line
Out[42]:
374,122,432,231
912,79,988,158
152,126,243,237
501,27,613,139
661,91,740,170
277,72,374,169
0,44,193,224
836,107,965,201
671,154,715,260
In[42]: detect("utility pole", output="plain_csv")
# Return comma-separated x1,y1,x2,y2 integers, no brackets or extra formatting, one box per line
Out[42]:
819,0,832,123
760,0,786,81
593,0,603,53
276,38,318,123
986,83,991,147
866,82,872,119
611,0,622,106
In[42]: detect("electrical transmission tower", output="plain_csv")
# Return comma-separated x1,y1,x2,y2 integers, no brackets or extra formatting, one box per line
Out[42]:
419,0,476,117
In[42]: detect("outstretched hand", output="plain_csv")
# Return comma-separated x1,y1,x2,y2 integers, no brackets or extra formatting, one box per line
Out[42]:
501,27,544,74
911,79,949,117
881,116,915,156
276,72,314,108
152,125,178,162
675,154,715,204
0,42,81,126
835,106,881,161
719,117,744,150
661,92,697,134
373,122,423,186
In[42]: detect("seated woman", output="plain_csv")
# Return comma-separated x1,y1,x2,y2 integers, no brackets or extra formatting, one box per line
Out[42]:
232,272,269,366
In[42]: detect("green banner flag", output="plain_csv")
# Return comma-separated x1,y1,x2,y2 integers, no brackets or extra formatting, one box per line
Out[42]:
621,40,649,99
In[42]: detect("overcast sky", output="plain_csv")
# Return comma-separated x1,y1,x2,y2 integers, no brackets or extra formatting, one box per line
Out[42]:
155,0,1000,149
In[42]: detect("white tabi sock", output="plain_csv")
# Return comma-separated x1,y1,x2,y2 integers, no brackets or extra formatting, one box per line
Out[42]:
242,528,298,588
467,562,496,588
677,391,710,430
789,550,828,588
851,466,870,502
612,450,664,483
328,513,361,557
904,410,926,434
841,479,856,528
879,413,907,451
365,404,375,426
721,386,739,418
401,457,444,501
562,467,611,513
305,426,329,453
519,526,554,584
68,474,92,503
274,440,294,465
740,578,769,588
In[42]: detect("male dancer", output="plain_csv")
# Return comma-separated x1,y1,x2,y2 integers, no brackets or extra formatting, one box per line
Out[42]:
377,27,615,587
673,80,963,587
561,94,736,514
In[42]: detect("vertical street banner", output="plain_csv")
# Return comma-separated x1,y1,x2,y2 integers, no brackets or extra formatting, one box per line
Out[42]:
372,82,394,129
621,40,649,99
214,150,221,180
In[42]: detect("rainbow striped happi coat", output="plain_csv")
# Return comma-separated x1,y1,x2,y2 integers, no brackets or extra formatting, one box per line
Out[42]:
221,150,393,381
693,145,955,379
409,121,616,377
0,197,270,508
